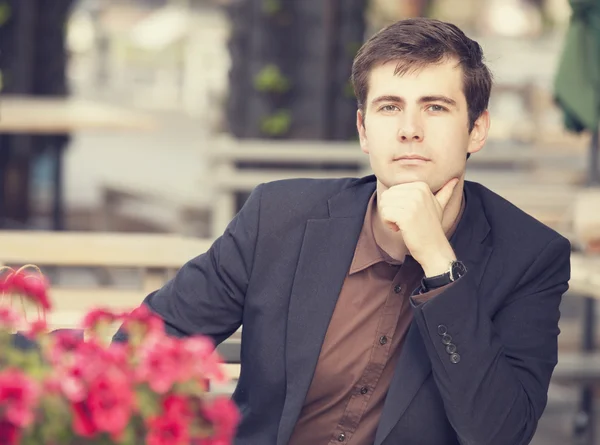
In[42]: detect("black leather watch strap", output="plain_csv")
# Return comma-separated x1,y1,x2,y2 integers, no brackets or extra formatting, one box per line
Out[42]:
421,260,467,292
421,272,453,291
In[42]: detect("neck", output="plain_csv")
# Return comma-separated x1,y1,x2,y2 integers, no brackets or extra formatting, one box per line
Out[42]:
372,180,465,262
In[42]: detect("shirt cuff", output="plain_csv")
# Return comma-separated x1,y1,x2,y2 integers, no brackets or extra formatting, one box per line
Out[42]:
410,281,457,307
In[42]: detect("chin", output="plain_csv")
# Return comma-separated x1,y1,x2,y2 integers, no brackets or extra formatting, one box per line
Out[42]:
387,172,431,188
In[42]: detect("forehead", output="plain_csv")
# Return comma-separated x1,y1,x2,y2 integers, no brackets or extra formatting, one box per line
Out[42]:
367,59,465,102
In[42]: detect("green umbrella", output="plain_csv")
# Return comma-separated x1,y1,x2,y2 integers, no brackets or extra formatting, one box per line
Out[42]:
554,0,600,183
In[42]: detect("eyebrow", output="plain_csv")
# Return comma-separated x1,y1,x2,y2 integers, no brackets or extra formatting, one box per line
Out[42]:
370,95,457,108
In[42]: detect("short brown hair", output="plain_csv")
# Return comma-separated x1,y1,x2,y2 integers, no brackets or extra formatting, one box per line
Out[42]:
352,18,493,132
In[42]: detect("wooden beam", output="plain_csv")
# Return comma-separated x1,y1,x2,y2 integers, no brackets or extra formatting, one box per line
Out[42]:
0,231,212,268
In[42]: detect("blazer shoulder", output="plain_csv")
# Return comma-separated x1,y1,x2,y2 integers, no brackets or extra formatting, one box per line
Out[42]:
260,176,364,198
469,181,570,250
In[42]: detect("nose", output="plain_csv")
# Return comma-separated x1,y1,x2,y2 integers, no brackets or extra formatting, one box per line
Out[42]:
397,114,424,142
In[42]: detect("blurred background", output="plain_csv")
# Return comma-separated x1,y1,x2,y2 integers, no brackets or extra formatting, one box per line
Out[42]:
1,1,600,443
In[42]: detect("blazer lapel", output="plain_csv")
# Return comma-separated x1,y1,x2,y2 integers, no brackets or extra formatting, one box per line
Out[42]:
375,181,494,445
276,177,376,445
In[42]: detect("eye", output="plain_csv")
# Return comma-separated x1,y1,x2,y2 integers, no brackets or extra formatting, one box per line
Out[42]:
427,104,447,112
380,104,400,112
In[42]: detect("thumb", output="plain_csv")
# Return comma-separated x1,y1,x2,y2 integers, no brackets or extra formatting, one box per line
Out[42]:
435,178,459,211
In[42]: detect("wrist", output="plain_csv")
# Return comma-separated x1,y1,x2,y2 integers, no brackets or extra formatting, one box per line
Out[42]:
421,249,457,278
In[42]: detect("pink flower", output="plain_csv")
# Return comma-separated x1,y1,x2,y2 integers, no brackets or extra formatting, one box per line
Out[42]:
59,361,87,403
47,330,83,364
123,305,164,337
146,412,190,445
0,307,21,330
200,397,239,442
21,274,51,310
0,419,21,445
184,337,225,383
88,372,135,440
0,369,40,427
23,319,47,339
82,308,119,331
137,337,181,393
2,272,51,310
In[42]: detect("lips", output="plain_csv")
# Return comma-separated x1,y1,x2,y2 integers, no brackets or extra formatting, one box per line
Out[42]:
395,155,430,161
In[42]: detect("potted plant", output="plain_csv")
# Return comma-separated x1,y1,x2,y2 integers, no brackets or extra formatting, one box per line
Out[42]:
0,265,239,445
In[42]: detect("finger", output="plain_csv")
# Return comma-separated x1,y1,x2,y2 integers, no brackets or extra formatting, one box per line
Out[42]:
434,178,459,210
385,221,400,232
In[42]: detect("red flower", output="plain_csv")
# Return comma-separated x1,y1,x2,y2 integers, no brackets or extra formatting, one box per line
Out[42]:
137,337,181,393
70,370,135,441
0,419,21,445
88,372,135,440
72,401,97,438
0,369,40,427
200,397,239,442
162,394,191,420
147,412,190,445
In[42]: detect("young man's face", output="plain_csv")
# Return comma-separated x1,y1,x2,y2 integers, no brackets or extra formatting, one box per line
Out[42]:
357,59,489,194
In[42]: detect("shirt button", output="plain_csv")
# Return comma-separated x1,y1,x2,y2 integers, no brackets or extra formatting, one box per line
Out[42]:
337,433,346,442
360,386,368,395
393,284,402,293
450,353,461,364
379,336,388,345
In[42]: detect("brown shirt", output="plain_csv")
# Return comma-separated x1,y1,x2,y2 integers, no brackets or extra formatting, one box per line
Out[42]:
288,192,464,445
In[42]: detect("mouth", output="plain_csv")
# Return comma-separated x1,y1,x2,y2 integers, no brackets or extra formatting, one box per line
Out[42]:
394,155,430,162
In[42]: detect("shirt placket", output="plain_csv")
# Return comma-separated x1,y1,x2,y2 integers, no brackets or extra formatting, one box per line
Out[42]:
329,268,407,444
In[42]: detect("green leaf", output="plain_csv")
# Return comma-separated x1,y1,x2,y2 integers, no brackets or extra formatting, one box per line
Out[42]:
253,64,291,94
135,386,160,419
260,110,292,136
0,2,11,28
262,0,282,15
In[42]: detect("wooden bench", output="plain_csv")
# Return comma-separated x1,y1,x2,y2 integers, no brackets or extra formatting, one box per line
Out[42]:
207,138,581,237
0,230,243,388
205,138,560,236
0,231,212,328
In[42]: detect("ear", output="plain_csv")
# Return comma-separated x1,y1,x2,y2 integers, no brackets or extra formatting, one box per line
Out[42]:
357,109,369,154
467,110,490,156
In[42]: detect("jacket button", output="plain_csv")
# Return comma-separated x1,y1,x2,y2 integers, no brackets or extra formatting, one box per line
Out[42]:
337,433,346,442
437,325,448,336
450,353,461,364
446,343,457,354
441,334,452,345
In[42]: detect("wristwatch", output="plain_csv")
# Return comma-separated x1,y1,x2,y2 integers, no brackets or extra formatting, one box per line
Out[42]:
421,260,467,291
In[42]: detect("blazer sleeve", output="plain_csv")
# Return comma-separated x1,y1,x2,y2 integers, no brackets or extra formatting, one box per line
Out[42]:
412,236,571,445
112,184,263,345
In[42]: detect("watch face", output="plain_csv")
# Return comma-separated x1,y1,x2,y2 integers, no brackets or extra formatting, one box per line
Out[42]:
451,261,467,280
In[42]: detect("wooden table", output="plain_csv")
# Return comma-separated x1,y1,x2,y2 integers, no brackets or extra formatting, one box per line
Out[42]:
0,95,157,229
0,96,156,133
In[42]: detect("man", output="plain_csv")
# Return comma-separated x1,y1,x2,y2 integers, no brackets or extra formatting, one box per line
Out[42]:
114,18,571,445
